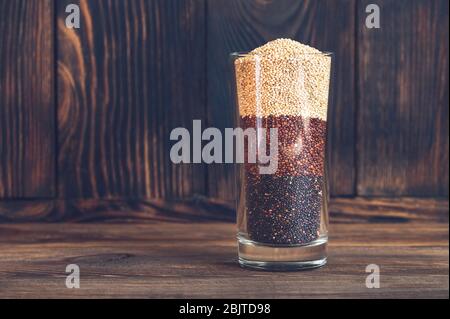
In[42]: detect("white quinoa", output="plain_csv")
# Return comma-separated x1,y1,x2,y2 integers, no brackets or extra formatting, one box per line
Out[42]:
234,39,331,121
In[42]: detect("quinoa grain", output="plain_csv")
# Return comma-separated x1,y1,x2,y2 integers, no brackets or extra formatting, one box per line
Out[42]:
235,38,331,120
235,39,331,245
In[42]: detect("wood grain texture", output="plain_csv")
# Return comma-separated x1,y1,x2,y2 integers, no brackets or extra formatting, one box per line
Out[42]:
357,0,449,196
0,198,234,223
330,197,449,223
0,197,446,223
207,0,356,202
57,0,206,199
0,222,447,298
0,0,55,198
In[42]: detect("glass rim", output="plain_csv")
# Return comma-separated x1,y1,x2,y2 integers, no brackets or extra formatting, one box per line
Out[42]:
230,51,333,59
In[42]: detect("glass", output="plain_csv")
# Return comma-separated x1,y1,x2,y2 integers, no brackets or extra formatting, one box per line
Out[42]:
231,51,333,271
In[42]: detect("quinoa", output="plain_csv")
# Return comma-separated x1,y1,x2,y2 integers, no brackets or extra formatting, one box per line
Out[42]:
234,39,331,245
234,38,331,120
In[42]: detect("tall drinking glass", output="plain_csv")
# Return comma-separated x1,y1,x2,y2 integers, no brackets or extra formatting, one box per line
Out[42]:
231,51,333,271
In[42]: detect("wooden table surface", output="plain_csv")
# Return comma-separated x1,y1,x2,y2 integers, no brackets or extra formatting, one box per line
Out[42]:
0,222,448,298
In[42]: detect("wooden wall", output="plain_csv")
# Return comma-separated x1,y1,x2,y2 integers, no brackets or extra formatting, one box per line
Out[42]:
0,0,448,222
57,0,206,199
0,0,55,198
357,0,449,197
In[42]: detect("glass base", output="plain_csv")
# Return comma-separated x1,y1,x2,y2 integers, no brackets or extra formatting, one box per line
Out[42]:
238,235,327,271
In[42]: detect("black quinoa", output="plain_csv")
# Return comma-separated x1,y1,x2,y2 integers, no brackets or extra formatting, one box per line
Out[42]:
246,174,323,245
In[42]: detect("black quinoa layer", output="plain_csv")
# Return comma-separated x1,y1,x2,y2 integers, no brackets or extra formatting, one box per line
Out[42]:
246,174,323,245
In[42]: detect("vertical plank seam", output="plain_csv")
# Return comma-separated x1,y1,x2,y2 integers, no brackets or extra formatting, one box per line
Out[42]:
354,0,359,197
53,0,59,199
204,0,209,198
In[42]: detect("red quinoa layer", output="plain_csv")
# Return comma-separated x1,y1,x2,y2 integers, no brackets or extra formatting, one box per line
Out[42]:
240,115,327,176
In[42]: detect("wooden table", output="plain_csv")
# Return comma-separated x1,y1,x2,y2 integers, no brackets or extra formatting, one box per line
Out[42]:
0,222,448,298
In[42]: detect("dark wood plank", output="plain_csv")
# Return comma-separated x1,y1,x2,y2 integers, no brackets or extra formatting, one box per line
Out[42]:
330,197,449,223
0,222,447,298
0,0,55,198
357,0,449,196
207,0,356,203
0,198,234,223
0,197,446,223
0,200,55,223
57,0,206,199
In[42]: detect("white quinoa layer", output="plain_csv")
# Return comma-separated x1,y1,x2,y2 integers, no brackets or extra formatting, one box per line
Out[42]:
234,39,331,121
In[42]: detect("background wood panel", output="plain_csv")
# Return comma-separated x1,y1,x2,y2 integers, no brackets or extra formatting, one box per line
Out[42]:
357,0,449,197
0,0,448,222
0,0,55,198
207,0,356,203
0,197,447,223
57,0,206,199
